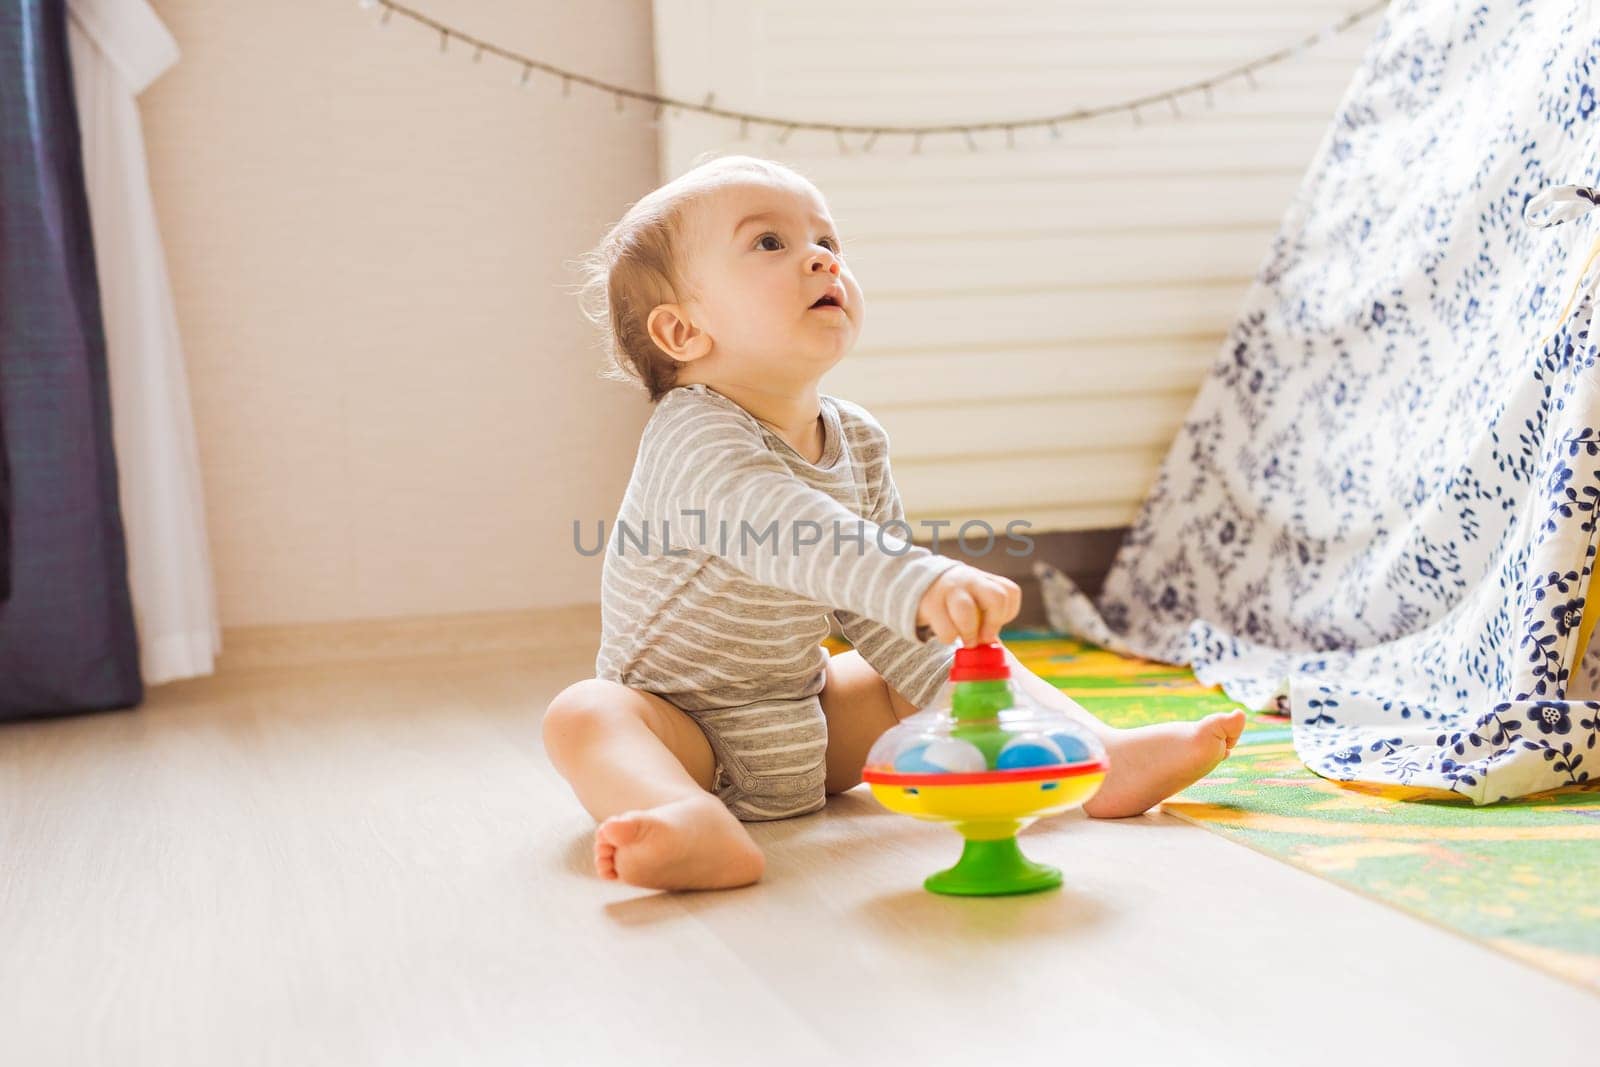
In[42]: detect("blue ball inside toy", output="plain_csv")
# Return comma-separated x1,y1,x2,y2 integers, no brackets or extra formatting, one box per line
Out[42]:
995,734,1066,770
893,737,987,774
1047,730,1094,764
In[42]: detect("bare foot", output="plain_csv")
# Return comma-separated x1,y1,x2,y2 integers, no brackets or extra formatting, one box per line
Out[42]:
1083,710,1247,819
594,793,765,891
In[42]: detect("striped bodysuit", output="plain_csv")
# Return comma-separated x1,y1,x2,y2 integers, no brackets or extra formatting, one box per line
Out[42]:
596,383,960,821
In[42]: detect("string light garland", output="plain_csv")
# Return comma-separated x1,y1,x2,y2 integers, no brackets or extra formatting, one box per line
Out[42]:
356,0,1390,152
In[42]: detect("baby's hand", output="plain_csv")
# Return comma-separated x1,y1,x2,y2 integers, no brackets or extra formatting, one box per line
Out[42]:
916,564,1021,646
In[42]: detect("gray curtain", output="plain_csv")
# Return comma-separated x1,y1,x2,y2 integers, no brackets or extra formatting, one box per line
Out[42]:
0,0,141,717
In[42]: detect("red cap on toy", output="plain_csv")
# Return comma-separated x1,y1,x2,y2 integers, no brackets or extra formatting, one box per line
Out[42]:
949,642,1009,681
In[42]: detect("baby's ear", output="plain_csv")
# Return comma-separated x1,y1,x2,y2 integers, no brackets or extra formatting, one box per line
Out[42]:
646,303,712,364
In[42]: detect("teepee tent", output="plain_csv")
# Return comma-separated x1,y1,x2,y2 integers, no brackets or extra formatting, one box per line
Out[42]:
1038,0,1600,803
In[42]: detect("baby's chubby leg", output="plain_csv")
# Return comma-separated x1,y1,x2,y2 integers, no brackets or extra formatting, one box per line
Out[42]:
817,649,923,793
541,679,764,890
1000,650,1245,818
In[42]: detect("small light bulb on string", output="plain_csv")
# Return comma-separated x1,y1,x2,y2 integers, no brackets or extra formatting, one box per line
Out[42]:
613,92,625,114
1132,105,1143,126
912,132,924,155
519,63,532,87
777,124,796,145
438,29,449,53
1049,122,1061,140
1169,95,1182,118
863,130,881,153
739,118,750,140
562,76,572,97
835,129,850,155
473,45,484,63
963,128,979,152
1203,83,1215,109
1245,68,1259,90
379,5,392,26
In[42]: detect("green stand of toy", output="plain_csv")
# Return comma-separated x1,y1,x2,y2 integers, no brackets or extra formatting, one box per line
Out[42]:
915,669,1067,896
923,835,1063,897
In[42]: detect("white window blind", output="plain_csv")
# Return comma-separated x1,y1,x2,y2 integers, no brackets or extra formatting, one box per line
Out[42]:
651,0,1370,532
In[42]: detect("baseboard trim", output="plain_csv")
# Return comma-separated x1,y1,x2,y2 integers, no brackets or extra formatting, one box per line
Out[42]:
216,603,601,674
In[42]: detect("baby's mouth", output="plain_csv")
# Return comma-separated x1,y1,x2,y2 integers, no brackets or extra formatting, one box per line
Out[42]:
809,294,843,310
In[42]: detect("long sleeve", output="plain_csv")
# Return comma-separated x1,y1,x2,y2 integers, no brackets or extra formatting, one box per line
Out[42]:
639,390,960,643
832,435,959,711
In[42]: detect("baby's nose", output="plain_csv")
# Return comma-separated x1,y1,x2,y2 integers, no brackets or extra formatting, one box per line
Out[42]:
811,255,840,276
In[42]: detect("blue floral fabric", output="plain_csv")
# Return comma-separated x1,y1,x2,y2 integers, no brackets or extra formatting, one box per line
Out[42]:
1037,0,1600,803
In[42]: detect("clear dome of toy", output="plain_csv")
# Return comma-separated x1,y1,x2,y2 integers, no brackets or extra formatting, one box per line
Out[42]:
862,642,1108,896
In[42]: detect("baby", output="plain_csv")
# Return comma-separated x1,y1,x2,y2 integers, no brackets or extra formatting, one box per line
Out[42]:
544,155,1245,891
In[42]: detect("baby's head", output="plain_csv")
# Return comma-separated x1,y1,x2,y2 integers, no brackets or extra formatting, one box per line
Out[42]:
580,155,861,401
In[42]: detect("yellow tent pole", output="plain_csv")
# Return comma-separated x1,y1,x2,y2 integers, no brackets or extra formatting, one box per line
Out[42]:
1578,570,1599,678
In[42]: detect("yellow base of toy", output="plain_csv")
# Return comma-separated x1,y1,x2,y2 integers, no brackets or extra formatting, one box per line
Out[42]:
868,771,1105,830
869,772,1106,896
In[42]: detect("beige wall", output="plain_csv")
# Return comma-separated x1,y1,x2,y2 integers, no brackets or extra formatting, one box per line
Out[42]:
140,0,657,627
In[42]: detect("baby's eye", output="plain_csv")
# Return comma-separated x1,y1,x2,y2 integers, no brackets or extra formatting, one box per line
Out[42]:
755,233,784,251
820,235,842,254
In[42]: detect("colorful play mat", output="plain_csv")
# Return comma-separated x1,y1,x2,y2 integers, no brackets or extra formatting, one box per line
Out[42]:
834,630,1600,993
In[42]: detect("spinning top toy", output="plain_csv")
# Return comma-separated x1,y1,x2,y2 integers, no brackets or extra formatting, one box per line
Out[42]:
861,642,1108,896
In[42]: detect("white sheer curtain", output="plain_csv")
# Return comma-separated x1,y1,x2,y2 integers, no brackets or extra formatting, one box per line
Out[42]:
68,0,220,684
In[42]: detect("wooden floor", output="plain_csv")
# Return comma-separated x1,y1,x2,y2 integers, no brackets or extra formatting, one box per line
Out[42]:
2,616,1594,1066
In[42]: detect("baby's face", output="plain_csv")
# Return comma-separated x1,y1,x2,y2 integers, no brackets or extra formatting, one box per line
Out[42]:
676,177,863,388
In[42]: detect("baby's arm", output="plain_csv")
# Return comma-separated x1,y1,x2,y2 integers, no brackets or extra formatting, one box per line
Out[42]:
642,399,957,641
834,447,1020,709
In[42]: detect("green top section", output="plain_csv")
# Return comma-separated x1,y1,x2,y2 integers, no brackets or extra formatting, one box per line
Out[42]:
950,679,1017,765
950,678,1014,721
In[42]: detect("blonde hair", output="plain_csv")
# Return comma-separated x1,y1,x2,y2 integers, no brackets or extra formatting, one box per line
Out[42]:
577,154,813,401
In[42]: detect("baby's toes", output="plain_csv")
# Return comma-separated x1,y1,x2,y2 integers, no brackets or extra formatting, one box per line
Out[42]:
1206,710,1247,749
594,835,620,880
596,812,647,849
